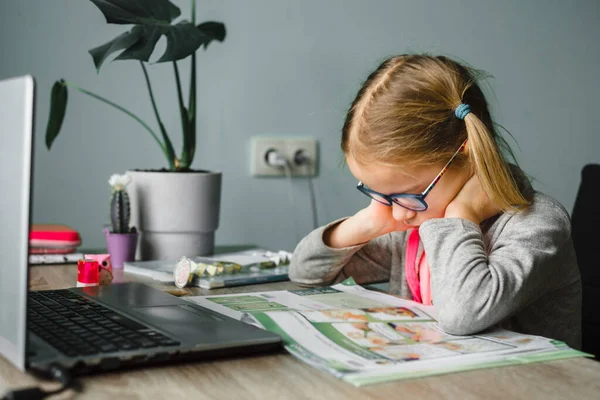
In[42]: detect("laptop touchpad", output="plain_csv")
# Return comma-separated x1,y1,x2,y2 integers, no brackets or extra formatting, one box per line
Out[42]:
132,305,225,339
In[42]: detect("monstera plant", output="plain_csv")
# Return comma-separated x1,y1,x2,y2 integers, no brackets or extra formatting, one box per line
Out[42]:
45,0,226,171
45,0,228,260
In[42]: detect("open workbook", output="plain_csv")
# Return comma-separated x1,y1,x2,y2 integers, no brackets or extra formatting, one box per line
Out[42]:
185,278,591,387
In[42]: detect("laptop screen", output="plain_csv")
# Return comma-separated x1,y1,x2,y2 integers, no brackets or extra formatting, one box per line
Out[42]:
0,75,35,371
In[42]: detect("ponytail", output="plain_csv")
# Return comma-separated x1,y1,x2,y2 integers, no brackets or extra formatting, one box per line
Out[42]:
463,112,529,212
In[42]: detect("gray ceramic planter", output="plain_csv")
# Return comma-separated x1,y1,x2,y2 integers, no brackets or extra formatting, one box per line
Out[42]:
127,170,222,261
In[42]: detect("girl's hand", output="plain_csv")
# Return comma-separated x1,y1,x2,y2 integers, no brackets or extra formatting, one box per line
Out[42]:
325,200,411,248
355,200,412,237
445,173,500,224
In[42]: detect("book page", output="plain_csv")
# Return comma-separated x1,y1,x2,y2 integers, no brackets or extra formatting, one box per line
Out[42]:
185,278,590,386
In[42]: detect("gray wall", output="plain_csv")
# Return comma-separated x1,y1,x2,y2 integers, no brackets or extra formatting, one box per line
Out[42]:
1,0,599,252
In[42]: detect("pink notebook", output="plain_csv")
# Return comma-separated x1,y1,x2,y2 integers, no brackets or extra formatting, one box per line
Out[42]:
29,224,82,254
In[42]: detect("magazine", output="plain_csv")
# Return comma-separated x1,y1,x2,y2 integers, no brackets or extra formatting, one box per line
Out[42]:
185,278,591,386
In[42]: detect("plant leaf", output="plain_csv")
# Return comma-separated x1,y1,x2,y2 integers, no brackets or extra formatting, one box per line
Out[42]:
88,0,180,24
196,21,226,48
156,22,212,63
45,80,68,149
115,25,165,62
87,1,225,67
88,26,143,71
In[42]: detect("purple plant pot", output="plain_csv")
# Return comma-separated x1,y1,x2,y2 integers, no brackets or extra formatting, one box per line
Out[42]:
104,227,138,269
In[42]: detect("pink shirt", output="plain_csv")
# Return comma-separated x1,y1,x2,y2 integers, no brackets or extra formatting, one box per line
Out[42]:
405,229,432,305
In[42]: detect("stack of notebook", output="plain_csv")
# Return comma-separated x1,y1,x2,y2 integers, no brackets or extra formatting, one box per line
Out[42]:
124,249,292,289
28,224,84,265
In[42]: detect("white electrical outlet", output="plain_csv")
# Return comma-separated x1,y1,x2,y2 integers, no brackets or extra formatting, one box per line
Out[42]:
250,137,318,177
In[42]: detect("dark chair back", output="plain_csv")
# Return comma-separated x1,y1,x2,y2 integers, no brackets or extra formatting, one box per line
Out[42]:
571,164,600,358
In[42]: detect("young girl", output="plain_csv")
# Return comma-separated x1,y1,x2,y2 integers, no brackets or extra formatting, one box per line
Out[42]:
289,54,582,349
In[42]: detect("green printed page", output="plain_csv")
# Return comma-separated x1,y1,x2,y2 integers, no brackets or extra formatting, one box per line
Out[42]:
208,295,268,305
251,313,350,373
302,291,391,310
187,277,593,388
253,313,373,374
253,313,296,344
207,294,290,313
343,348,592,387
291,279,434,322
286,343,358,374
291,284,392,310
226,302,290,312
310,323,389,361
294,305,434,324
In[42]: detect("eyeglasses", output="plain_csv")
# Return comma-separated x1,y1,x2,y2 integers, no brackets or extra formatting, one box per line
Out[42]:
356,139,468,211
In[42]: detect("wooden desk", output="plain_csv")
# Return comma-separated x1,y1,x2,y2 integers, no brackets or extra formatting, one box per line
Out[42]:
1,264,599,399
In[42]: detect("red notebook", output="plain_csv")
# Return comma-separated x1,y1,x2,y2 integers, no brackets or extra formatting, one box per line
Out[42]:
29,224,82,254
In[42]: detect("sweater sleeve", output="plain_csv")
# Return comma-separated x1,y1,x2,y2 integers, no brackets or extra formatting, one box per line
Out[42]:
288,218,399,287
418,200,574,336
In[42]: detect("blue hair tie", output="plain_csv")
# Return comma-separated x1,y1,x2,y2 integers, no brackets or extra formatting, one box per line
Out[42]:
455,103,471,120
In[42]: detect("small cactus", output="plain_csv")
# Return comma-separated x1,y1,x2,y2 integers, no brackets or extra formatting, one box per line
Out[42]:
108,173,133,234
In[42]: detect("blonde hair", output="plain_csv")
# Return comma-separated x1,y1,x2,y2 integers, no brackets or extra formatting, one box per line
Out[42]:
341,54,529,212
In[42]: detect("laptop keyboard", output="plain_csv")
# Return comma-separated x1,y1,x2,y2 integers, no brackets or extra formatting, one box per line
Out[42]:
28,290,181,358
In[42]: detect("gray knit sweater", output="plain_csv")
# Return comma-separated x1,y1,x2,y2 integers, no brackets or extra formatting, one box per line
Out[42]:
289,168,582,349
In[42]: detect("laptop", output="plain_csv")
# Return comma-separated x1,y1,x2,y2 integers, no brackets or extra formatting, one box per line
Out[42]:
0,75,282,380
